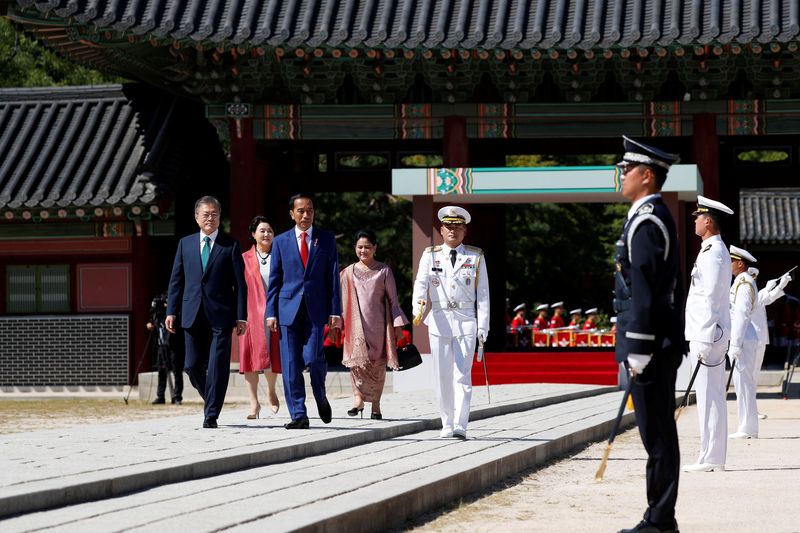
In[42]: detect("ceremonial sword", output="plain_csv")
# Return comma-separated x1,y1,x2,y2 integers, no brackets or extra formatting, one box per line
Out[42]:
595,371,636,481
675,357,702,421
477,337,491,404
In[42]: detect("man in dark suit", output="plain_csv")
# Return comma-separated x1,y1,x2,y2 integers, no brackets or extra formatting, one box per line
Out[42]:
267,194,341,429
166,196,247,429
614,137,684,533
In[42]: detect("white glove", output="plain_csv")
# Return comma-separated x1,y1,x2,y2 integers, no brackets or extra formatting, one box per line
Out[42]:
689,340,712,363
627,353,652,375
765,278,778,292
728,346,741,367
779,274,792,290
478,329,487,344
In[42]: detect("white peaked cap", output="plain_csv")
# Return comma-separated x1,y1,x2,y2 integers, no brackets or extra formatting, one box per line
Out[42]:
437,205,471,224
693,195,734,217
730,245,757,264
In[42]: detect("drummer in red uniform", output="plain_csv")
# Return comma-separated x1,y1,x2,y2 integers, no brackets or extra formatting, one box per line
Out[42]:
583,308,599,330
548,301,566,329
532,304,549,330
568,308,583,328
510,303,528,330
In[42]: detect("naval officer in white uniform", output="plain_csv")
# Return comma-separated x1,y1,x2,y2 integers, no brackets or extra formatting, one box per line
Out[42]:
412,206,490,439
748,267,791,419
728,245,760,439
684,195,733,473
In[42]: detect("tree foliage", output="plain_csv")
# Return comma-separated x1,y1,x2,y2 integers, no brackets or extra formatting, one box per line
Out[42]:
0,18,118,87
505,202,628,328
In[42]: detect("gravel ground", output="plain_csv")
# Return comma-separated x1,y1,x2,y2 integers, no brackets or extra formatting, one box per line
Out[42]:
406,396,800,533
0,398,215,434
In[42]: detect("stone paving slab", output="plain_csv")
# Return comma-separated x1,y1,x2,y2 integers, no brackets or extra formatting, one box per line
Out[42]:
0,383,611,519
0,392,632,532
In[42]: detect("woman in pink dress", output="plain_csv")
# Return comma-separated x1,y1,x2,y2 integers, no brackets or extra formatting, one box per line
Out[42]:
340,229,408,419
237,216,281,419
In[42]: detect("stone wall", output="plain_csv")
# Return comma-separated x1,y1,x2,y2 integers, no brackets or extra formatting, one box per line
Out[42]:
0,315,128,386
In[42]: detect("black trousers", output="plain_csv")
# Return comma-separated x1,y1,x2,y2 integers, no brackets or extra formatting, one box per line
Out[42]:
184,307,233,419
630,345,681,529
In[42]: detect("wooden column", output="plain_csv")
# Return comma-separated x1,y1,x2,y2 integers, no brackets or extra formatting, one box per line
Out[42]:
228,118,259,246
411,195,435,353
692,113,719,200
661,192,690,288
443,116,469,167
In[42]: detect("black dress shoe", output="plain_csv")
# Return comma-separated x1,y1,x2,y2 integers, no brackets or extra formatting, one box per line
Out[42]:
202,417,218,429
619,520,678,533
151,397,166,405
370,412,382,420
284,418,310,429
171,397,182,405
317,398,332,424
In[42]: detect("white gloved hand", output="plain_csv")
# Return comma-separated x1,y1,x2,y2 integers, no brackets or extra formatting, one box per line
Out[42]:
627,353,652,375
689,340,712,363
728,346,741,367
765,278,778,292
478,329,487,344
779,273,792,290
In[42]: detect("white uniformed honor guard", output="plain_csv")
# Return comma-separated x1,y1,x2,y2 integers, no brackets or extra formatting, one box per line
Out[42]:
727,245,759,439
684,195,734,473
412,206,490,439
748,267,792,419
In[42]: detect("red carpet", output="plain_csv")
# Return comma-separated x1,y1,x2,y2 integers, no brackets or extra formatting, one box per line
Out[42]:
471,351,619,386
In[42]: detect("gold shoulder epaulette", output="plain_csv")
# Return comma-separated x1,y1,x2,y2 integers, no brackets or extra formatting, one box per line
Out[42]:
425,245,442,252
465,245,484,254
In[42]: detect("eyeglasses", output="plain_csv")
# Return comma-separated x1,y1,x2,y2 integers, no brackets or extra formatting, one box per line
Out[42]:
619,163,640,175
198,212,219,220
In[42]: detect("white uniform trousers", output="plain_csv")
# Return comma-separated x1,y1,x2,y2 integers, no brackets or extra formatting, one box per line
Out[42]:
752,342,767,383
430,333,476,432
693,341,728,465
733,340,759,436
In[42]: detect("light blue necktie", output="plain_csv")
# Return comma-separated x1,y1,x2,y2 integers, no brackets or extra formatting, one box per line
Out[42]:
201,236,211,272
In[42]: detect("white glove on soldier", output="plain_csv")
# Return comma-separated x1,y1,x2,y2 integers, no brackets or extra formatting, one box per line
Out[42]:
728,346,741,367
689,340,712,363
779,274,792,290
476,330,487,362
627,354,652,375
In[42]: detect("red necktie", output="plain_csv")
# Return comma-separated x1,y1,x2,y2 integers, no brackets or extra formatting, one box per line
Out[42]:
300,231,309,268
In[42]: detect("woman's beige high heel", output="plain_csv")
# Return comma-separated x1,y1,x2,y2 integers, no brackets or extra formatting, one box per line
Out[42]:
268,392,280,414
246,404,261,420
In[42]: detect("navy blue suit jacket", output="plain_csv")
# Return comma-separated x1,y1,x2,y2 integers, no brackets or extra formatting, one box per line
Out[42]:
266,227,341,326
167,232,247,329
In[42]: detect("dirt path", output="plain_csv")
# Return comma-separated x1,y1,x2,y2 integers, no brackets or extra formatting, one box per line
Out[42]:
407,398,800,533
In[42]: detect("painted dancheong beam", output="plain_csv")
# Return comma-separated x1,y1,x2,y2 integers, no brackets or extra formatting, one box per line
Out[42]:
392,165,702,203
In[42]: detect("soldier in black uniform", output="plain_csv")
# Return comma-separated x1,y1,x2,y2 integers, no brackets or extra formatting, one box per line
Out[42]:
614,136,685,533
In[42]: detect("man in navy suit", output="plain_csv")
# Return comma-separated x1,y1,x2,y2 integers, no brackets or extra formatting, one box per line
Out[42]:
166,196,247,428
267,194,342,429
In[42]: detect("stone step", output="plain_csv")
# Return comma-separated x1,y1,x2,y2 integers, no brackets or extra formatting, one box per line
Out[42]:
0,383,610,519
0,391,633,532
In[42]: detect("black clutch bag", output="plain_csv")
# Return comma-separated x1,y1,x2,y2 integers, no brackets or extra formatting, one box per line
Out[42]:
396,343,422,371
